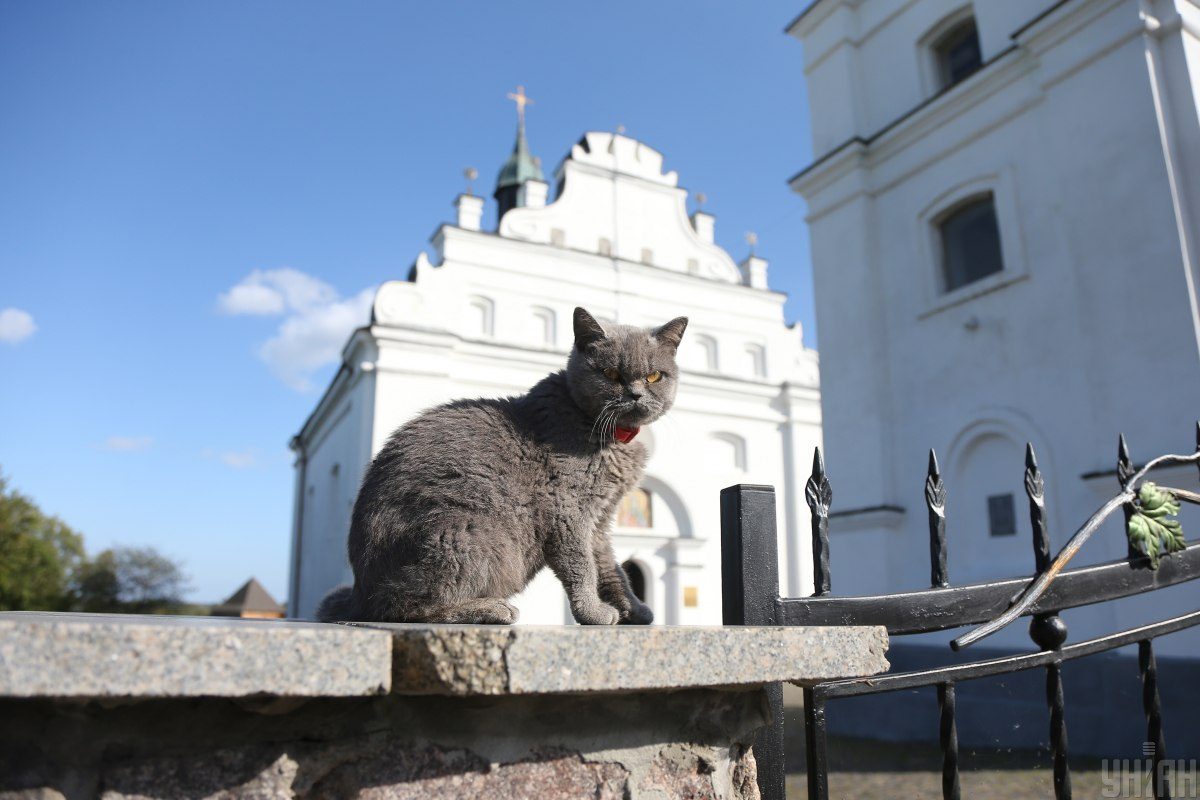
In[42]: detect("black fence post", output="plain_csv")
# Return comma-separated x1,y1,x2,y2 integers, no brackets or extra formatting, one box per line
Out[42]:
721,484,784,800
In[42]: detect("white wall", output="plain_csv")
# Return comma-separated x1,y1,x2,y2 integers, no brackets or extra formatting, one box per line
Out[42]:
793,0,1200,655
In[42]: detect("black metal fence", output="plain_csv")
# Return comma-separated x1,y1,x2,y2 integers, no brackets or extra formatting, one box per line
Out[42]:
721,427,1200,800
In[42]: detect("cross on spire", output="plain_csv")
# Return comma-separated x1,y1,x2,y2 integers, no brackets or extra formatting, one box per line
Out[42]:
507,85,533,125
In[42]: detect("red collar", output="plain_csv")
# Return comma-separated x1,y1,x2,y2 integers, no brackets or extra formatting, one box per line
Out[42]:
614,426,640,444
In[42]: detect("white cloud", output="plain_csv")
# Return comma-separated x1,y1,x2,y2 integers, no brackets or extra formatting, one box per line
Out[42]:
217,268,338,316
0,308,36,345
218,268,374,392
259,288,374,391
200,448,258,469
104,436,154,452
219,450,256,469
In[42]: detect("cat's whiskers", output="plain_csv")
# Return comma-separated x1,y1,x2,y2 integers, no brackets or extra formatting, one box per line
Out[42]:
590,399,618,441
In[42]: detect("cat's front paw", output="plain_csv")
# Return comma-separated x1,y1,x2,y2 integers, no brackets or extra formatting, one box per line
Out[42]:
573,601,620,625
620,600,654,626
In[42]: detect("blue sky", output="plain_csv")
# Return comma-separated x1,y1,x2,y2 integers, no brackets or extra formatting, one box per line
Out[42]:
0,1,816,603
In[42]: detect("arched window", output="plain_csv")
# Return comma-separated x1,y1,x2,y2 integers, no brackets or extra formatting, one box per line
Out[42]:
693,334,718,372
616,487,653,528
744,344,766,378
530,306,556,346
467,296,494,337
936,193,1003,292
710,433,748,472
931,15,982,89
621,560,647,602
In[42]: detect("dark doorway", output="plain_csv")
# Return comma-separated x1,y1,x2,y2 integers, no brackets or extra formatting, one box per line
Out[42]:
622,560,647,602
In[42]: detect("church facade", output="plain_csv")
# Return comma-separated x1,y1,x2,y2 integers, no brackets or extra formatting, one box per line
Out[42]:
287,118,822,623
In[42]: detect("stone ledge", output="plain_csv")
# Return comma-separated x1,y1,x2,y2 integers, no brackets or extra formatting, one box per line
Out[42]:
0,612,889,700
0,612,392,698
360,622,889,696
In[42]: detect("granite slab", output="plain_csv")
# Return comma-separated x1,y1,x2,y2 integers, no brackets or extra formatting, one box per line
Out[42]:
0,611,392,698
357,622,889,696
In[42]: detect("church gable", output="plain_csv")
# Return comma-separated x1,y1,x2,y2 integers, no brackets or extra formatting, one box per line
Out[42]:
499,131,743,284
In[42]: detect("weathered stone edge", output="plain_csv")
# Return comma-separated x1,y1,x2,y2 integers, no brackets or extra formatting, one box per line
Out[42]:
362,624,890,696
0,615,394,698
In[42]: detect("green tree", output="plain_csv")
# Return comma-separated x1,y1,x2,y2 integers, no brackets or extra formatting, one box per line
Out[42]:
0,471,86,611
71,545,191,613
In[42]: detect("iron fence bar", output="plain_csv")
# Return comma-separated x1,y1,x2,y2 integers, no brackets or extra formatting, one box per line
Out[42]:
1045,660,1073,800
815,609,1200,698
1119,435,1137,561
1139,640,1171,800
1025,442,1073,799
937,682,961,800
803,687,829,800
720,484,785,800
776,543,1200,633
806,448,832,597
926,450,949,588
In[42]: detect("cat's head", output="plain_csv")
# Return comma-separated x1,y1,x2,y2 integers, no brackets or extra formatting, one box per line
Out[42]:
566,307,688,433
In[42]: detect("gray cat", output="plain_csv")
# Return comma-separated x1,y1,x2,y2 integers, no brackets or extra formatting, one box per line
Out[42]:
316,307,687,626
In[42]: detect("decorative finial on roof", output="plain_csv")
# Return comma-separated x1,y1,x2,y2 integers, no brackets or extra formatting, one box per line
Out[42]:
495,85,545,217
745,231,758,256
616,124,626,136
463,166,477,196
694,191,707,210
507,85,533,126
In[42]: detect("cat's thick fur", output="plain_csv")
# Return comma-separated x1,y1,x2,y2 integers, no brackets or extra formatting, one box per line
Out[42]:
315,307,687,626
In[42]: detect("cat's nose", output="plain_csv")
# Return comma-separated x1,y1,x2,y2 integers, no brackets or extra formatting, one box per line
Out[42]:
626,385,645,400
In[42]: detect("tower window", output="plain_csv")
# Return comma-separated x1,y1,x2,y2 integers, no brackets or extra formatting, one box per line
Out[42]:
988,493,1016,537
937,193,1003,292
933,17,982,89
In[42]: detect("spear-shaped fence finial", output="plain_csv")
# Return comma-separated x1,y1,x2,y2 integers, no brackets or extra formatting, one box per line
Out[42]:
806,446,832,596
926,448,948,588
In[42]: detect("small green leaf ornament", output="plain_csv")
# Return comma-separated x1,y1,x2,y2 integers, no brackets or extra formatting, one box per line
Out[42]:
1127,482,1186,568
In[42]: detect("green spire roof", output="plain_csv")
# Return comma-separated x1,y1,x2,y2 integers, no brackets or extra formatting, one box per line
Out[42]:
495,118,544,191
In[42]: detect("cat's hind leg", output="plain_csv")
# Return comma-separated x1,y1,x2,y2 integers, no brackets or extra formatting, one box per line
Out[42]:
421,598,519,625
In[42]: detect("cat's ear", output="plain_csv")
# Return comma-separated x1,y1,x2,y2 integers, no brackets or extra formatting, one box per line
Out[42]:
653,316,688,350
573,307,607,350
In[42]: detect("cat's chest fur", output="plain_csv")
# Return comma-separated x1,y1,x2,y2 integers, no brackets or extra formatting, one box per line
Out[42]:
548,439,645,516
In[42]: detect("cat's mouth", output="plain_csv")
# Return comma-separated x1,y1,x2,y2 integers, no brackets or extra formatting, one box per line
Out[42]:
616,400,657,426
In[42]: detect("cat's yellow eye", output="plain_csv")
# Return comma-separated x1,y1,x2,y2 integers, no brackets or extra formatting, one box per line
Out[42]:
646,371,662,383
603,367,621,381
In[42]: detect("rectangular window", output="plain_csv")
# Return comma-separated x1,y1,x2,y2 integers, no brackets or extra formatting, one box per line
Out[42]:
987,493,1016,537
939,193,1003,292
935,19,982,89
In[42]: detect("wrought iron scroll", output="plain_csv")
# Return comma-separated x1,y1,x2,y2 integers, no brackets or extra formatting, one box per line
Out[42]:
953,447,1200,650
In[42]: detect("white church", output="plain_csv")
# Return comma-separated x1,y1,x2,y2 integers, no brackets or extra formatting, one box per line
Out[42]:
286,96,822,623
789,0,1200,665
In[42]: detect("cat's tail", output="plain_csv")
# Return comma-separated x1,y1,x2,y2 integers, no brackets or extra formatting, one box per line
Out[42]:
315,584,362,623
